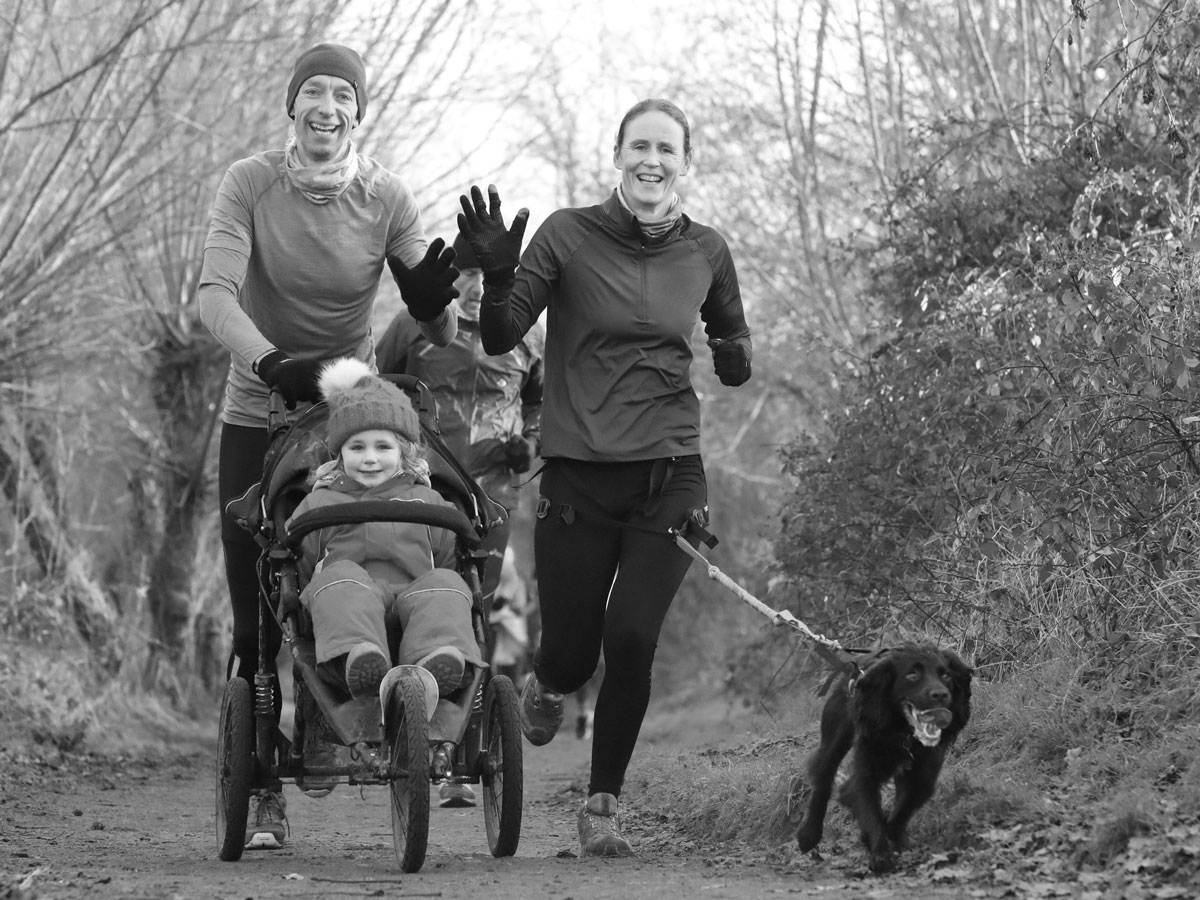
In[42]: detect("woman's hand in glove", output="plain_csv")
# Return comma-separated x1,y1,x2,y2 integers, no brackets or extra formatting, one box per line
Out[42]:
457,184,529,285
708,339,752,386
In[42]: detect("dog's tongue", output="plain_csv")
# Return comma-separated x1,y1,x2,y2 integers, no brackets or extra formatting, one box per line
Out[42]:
918,707,952,729
905,705,952,747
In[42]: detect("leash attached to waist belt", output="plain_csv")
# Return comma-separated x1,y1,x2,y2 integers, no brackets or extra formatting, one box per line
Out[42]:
532,459,868,688
671,519,868,689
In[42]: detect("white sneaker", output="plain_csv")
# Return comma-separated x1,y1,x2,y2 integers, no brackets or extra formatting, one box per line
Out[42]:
439,782,477,808
244,790,288,850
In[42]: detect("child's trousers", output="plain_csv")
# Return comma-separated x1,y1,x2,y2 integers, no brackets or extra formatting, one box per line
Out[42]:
301,560,484,667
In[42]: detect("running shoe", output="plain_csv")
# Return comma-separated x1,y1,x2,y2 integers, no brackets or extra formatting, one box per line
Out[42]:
244,790,288,850
438,783,477,808
519,676,564,746
578,792,634,857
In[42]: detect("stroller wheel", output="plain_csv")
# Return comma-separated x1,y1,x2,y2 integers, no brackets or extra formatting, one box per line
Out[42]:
215,677,254,861
482,674,523,857
386,674,431,873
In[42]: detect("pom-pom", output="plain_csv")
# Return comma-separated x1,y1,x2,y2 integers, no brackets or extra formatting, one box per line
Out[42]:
318,357,372,402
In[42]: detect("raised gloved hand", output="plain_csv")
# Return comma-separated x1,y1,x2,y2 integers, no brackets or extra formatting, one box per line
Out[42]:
708,339,752,387
457,184,529,285
256,351,323,409
388,238,461,322
504,434,536,474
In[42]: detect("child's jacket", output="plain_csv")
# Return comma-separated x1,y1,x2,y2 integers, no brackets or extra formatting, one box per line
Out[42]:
288,471,457,590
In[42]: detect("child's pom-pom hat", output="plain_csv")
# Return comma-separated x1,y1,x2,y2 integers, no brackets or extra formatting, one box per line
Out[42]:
319,358,420,451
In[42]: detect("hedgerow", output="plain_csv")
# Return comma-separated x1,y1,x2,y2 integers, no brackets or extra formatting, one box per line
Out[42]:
774,115,1200,674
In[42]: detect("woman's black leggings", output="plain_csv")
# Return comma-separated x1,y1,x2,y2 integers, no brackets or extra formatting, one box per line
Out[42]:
217,423,282,708
532,455,706,799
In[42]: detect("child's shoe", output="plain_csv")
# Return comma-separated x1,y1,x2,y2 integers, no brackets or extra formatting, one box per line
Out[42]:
415,646,466,696
519,676,564,746
577,792,634,857
345,642,389,700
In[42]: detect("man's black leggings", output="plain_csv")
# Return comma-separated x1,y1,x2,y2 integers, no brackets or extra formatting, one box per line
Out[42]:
531,455,706,799
218,423,282,710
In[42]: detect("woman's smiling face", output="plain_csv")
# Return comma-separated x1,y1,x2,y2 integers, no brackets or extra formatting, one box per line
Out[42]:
292,74,357,165
614,109,691,219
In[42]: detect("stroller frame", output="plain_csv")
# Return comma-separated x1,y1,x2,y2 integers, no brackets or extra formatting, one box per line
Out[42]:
215,376,524,871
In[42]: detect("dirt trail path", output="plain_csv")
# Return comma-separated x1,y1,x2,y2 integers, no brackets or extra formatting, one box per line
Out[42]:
1,703,983,900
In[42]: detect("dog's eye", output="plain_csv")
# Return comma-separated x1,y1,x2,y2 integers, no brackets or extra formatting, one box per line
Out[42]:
905,670,922,681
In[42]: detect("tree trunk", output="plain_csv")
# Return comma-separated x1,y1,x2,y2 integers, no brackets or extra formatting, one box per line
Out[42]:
0,402,120,666
139,323,226,698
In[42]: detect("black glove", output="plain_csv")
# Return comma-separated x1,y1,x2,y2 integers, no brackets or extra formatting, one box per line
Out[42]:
388,238,460,322
457,184,529,285
256,350,323,409
504,434,536,474
708,339,752,387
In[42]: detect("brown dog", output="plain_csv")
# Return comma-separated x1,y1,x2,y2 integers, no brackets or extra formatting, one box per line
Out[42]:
795,643,972,872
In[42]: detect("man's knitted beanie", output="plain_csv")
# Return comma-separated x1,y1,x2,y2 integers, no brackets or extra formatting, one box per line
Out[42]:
319,358,420,451
286,43,368,123
451,231,479,269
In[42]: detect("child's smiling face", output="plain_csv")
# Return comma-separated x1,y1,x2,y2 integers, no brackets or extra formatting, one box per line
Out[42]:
340,429,401,488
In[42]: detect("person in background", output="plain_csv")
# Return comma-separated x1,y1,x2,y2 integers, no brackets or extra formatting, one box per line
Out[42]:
376,230,544,809
488,546,531,685
457,98,753,857
570,660,604,741
199,42,460,850
377,229,544,600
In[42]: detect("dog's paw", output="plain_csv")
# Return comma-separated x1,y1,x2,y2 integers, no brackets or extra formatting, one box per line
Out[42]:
868,849,896,874
796,821,822,853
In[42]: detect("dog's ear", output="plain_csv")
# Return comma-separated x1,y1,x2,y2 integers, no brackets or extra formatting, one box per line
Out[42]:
853,656,897,732
941,649,973,732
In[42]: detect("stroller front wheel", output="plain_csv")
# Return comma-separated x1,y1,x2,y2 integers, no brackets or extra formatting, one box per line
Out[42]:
386,675,431,873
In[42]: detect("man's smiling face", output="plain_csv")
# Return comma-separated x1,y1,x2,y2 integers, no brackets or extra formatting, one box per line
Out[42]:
292,74,357,165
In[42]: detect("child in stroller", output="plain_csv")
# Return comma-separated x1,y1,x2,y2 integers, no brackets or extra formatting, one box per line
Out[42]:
287,358,486,706
217,358,525,872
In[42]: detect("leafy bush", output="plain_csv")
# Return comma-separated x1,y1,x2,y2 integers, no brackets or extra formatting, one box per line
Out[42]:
773,109,1200,669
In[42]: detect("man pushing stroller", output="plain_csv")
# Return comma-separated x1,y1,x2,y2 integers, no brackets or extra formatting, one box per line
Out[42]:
287,358,485,709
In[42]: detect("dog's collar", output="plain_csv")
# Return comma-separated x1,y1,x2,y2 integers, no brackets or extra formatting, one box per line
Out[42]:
846,648,894,697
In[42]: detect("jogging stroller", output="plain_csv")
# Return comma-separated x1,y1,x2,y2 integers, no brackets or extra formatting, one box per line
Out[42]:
216,375,524,872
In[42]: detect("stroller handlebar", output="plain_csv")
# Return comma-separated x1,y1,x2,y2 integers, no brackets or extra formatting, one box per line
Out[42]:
283,500,482,550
